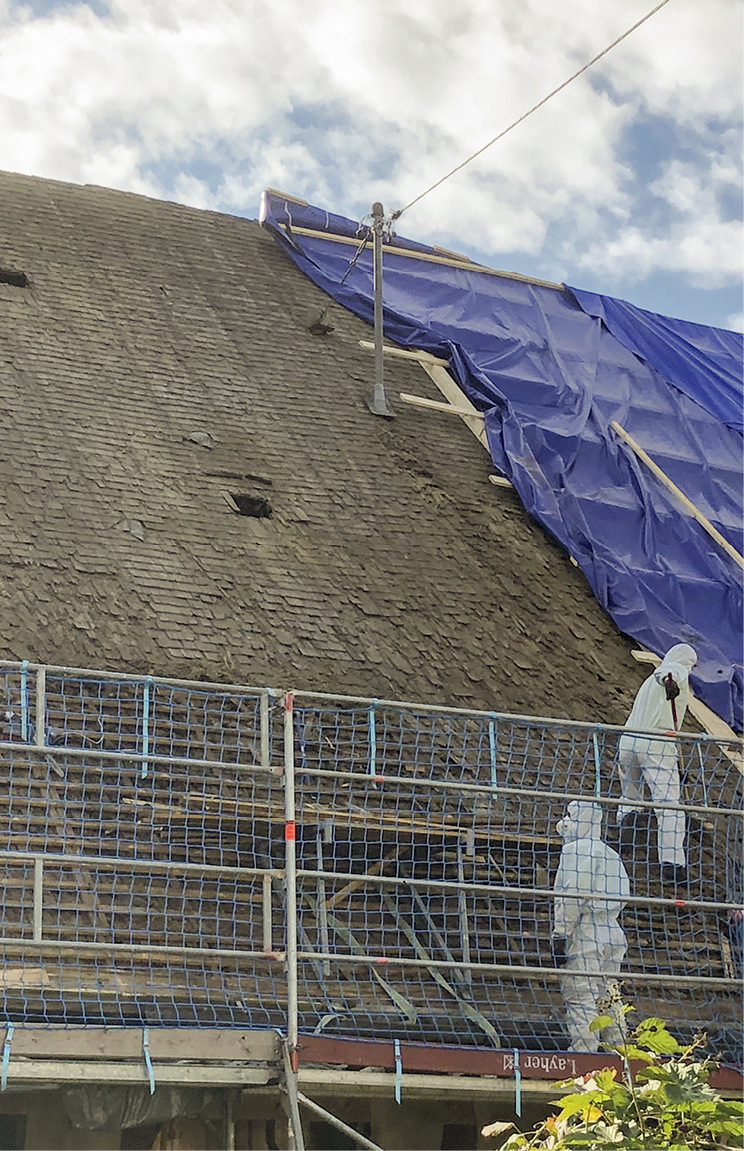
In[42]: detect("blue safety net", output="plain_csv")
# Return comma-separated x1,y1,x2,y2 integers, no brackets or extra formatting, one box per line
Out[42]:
260,192,744,733
0,660,742,1068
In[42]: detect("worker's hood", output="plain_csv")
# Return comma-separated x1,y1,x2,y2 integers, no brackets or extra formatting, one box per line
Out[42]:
659,644,698,672
556,800,603,843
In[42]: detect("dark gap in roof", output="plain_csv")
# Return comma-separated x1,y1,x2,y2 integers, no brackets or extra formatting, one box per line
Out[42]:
230,493,272,518
206,471,273,486
0,268,29,288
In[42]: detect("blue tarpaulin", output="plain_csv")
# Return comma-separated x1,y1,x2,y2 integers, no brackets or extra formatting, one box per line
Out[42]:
261,191,744,731
568,287,744,434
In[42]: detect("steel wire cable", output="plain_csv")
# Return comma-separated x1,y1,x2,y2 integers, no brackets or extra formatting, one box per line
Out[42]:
393,0,674,221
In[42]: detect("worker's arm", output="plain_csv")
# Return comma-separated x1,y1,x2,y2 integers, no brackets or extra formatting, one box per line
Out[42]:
653,660,689,698
552,843,583,944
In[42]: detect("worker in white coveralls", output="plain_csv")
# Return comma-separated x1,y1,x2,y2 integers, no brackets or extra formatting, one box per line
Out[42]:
551,801,630,1053
616,643,698,886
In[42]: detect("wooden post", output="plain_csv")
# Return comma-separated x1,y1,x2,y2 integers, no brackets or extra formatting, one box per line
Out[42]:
612,420,744,569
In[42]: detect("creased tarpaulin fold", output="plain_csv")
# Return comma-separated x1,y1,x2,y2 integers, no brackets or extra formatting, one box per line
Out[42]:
261,191,743,731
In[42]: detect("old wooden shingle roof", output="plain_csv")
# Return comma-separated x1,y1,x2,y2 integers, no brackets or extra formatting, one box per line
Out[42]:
0,169,647,722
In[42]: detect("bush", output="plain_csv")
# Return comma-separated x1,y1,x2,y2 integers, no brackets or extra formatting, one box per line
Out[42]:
482,1010,744,1149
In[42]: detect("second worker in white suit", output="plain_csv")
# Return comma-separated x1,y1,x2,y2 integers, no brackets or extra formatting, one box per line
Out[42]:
616,642,698,885
552,801,630,1053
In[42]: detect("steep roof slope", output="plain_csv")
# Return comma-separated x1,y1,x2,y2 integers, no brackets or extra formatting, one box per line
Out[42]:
0,169,647,723
260,193,743,731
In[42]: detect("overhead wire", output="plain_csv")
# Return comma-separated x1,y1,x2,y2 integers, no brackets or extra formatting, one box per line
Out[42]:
393,0,674,221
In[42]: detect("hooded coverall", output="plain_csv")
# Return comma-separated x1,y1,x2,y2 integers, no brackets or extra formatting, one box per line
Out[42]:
553,801,630,1053
617,643,698,867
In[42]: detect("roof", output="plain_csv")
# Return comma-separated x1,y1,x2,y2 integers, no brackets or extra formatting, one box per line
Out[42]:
0,168,671,725
261,191,744,732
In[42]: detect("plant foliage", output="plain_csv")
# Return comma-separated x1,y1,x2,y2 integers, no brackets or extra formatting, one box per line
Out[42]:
483,1009,743,1149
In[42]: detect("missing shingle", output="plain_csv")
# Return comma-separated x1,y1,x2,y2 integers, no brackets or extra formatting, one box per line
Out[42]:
206,471,273,486
186,431,214,449
113,518,145,541
229,493,273,518
0,268,29,288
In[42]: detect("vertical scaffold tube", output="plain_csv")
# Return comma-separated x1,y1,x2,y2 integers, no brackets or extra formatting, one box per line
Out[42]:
141,676,153,780
489,717,498,787
32,858,43,942
260,689,271,770
283,692,299,1058
34,668,46,749
592,731,602,798
19,661,29,743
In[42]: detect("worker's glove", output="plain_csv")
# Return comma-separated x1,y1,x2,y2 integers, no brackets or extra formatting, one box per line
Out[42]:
664,674,680,702
551,936,568,968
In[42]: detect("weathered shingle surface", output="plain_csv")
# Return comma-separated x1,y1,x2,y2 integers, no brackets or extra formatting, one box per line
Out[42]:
0,170,648,722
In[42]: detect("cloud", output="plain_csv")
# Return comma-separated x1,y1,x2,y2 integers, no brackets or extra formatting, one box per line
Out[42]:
0,0,740,323
573,151,742,288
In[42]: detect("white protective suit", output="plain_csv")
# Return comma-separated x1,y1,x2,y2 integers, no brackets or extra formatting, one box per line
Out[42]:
553,801,630,1053
617,643,698,867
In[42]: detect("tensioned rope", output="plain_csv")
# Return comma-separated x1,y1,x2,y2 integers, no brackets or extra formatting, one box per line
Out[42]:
392,0,673,221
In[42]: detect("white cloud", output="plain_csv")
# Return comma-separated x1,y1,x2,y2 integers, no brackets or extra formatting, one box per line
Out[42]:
0,0,740,321
578,215,743,288
575,153,743,288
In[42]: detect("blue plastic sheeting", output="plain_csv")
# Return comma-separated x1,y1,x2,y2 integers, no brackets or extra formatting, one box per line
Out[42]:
568,287,744,434
261,191,744,731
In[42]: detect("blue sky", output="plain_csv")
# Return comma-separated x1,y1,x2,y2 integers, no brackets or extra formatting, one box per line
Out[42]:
0,0,741,329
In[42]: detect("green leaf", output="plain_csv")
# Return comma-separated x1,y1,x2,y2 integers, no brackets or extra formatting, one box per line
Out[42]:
593,1069,622,1092
589,1014,614,1032
639,1063,717,1105
617,1042,654,1063
499,1134,528,1149
554,1090,605,1121
635,1018,681,1054
488,1007,740,1149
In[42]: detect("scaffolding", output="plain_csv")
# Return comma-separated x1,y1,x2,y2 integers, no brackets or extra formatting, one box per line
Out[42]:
0,660,740,1067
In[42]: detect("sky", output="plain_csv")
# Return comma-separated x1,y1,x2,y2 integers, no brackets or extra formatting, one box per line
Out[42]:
0,0,742,330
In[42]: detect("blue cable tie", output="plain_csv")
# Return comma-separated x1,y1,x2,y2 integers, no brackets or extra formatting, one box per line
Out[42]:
1,1023,13,1092
143,1027,155,1094
394,1038,402,1104
513,1048,522,1117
